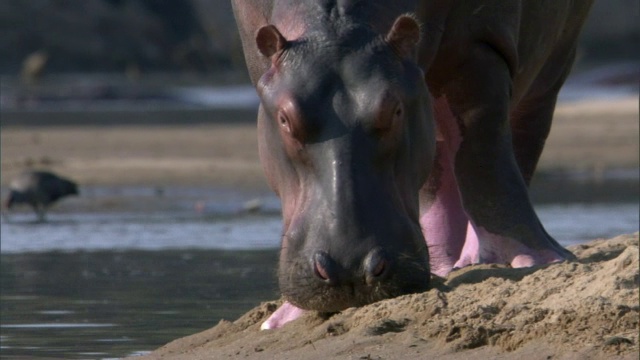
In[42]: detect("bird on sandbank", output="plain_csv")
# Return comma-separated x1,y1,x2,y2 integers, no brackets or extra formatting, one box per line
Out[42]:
3,170,79,222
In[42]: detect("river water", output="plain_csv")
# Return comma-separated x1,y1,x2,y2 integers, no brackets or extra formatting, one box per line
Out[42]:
1,175,638,359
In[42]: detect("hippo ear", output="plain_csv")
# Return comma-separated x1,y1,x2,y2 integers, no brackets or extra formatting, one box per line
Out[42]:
256,25,288,58
386,15,421,59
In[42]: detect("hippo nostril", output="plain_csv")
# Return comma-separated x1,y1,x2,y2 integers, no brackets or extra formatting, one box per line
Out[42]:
365,248,390,283
312,251,334,282
371,258,387,277
314,258,330,280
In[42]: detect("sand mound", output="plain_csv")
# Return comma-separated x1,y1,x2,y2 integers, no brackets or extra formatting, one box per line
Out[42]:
137,233,639,360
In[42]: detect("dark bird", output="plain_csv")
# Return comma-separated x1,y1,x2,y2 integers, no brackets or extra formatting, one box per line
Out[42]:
4,170,79,222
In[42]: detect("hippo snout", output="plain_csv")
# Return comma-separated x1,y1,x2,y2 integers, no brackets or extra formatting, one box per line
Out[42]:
312,248,390,285
279,233,430,313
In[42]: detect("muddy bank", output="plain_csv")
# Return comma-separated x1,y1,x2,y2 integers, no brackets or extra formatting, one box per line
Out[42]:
136,233,639,360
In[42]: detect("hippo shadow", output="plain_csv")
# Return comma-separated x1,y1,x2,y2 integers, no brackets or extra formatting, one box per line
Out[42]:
439,243,633,291
576,248,629,264
440,265,546,290
569,242,631,264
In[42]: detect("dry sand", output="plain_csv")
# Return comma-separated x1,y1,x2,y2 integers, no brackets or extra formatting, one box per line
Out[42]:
1,97,638,359
136,233,639,360
1,122,268,189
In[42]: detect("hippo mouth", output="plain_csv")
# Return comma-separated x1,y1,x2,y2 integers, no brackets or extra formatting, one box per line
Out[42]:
278,249,430,312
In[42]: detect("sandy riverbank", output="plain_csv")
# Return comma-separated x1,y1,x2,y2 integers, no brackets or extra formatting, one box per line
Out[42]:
1,97,638,189
136,233,639,360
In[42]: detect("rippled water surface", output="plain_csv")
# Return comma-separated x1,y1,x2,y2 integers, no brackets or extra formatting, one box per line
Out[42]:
1,249,280,359
1,177,638,359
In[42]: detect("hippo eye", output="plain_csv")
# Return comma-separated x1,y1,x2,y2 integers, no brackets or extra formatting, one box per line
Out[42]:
278,112,292,133
276,109,308,153
276,100,310,147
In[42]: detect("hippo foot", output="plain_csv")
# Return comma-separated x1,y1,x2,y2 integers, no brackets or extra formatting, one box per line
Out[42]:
453,226,575,270
260,301,305,330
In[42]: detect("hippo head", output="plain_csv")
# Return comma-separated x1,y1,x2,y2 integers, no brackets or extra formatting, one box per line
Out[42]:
255,15,435,312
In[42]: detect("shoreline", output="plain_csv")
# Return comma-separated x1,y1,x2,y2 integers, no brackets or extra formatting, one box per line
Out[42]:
2,97,638,189
134,233,639,360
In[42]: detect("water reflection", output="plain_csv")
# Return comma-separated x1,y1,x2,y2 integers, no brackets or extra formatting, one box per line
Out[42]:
1,212,283,253
1,250,279,359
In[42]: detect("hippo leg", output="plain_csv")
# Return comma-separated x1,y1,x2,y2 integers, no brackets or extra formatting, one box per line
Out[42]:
440,44,573,270
419,97,468,276
511,47,578,186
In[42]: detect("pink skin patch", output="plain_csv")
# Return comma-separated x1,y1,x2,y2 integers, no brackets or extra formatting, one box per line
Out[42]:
419,143,467,276
272,6,307,42
419,96,467,276
452,222,480,267
454,224,566,269
260,301,305,330
424,96,566,274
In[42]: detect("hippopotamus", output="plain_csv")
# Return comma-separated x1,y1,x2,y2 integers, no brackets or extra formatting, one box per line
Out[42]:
4,170,79,222
231,0,593,329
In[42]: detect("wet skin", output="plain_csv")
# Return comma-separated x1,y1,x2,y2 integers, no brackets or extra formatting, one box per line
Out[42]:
255,10,435,313
231,0,594,328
